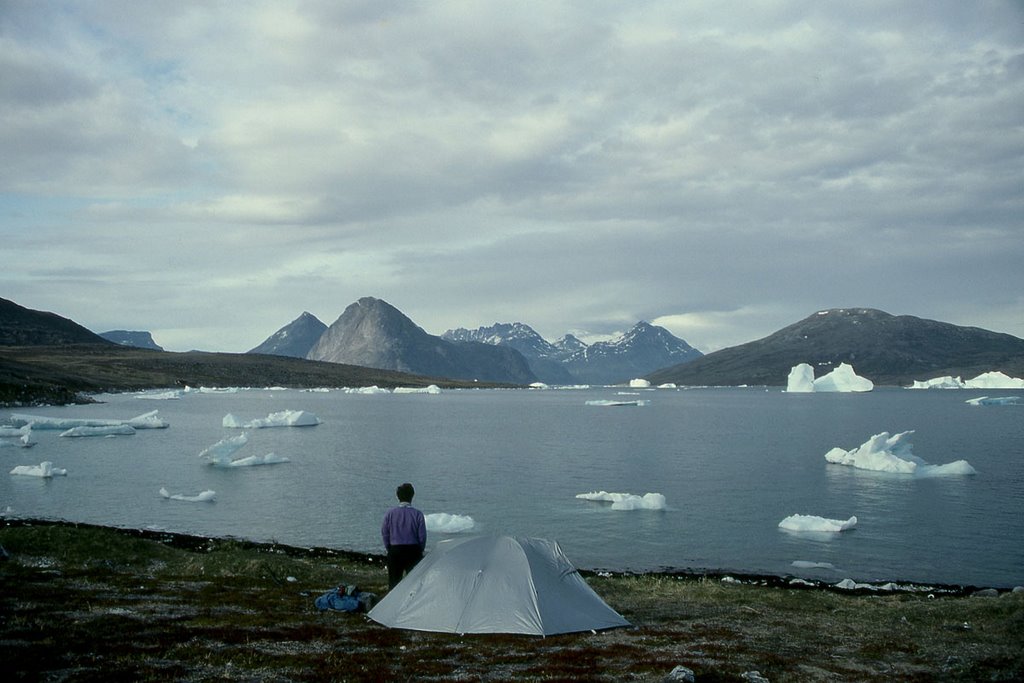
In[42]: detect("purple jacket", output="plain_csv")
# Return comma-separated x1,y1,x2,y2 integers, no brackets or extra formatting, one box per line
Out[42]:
381,502,426,551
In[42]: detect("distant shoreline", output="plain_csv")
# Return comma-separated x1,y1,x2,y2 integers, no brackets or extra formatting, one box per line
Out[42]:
2,516,1011,595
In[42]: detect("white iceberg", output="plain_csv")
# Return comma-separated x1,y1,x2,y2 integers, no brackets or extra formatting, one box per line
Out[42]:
658,383,677,389
10,461,67,477
198,433,249,463
786,363,816,392
425,512,476,533
8,410,169,430
779,514,857,533
393,385,442,394
60,425,136,437
136,390,182,400
576,491,667,510
910,376,965,389
222,410,321,428
197,433,289,467
813,363,873,392
964,371,1024,389
215,453,290,468
785,362,873,392
824,431,976,476
344,386,390,394
0,425,36,447
628,378,651,388
159,487,216,502
528,382,549,389
585,399,649,407
965,396,1020,406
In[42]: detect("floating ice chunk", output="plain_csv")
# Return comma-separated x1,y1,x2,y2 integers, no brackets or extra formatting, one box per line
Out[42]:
657,383,677,389
198,433,249,465
222,410,322,428
965,396,1020,406
910,376,965,389
825,431,976,476
779,514,857,533
213,452,290,468
585,399,649,407
529,382,549,389
964,371,1024,389
629,378,651,388
0,425,35,447
10,461,67,477
576,491,667,510
393,385,442,394
0,425,31,438
60,425,136,437
159,487,216,502
344,386,390,394
786,363,816,393
136,390,182,400
813,363,873,392
425,512,475,533
9,410,168,430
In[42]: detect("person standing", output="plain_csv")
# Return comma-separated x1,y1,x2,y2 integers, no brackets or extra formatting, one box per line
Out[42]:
381,482,426,590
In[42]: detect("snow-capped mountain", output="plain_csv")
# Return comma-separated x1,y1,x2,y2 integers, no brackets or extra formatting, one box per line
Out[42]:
442,320,702,385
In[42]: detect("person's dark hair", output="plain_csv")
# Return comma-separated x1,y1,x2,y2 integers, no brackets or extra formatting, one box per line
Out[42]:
396,482,415,503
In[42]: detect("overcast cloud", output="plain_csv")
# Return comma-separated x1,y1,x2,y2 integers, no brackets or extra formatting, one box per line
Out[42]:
2,1,1022,353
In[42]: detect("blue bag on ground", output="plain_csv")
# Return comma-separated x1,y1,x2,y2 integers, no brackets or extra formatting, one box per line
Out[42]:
315,584,377,612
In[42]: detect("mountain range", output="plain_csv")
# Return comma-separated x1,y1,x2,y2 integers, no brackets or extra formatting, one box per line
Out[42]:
250,298,702,385
99,330,164,351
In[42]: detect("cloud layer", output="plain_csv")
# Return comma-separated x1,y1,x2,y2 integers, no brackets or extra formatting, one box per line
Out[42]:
2,1,1022,352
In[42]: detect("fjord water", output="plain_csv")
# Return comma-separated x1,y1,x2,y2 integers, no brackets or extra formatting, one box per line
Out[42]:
2,387,1022,588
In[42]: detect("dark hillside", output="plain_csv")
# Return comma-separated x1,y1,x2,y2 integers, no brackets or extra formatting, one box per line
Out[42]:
648,308,1024,387
0,297,112,346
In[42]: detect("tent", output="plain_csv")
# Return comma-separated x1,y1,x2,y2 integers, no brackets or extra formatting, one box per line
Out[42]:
367,535,630,636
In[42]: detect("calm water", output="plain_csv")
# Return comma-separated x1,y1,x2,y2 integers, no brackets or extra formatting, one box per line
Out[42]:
2,386,1022,588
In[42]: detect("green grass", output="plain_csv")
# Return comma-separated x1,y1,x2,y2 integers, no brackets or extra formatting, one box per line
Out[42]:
2,520,1022,681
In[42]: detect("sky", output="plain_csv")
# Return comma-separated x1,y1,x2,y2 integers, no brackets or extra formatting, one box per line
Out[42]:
2,1,1022,354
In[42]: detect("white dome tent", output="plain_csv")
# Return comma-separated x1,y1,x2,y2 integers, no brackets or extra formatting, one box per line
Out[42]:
367,535,630,636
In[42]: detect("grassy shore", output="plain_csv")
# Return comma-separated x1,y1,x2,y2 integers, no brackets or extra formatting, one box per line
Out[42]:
1,520,1021,682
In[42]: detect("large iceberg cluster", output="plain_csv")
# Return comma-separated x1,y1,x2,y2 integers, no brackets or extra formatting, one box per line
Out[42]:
786,363,873,393
910,371,1024,390
576,491,667,510
824,431,976,476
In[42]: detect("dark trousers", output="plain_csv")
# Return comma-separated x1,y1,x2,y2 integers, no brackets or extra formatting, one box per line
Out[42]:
387,544,423,589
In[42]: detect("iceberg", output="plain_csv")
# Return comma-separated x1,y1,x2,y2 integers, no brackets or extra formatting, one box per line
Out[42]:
425,512,475,533
786,363,815,393
10,461,67,477
911,371,1024,389
813,363,873,392
197,433,289,467
910,376,965,389
8,410,169,430
824,431,976,476
393,385,442,394
344,386,391,394
60,425,136,437
159,487,216,502
779,514,857,533
222,410,321,428
576,491,667,510
629,378,652,388
585,399,649,407
785,362,873,392
198,433,249,463
136,390,182,400
964,371,1024,389
965,396,1020,406
0,425,36,447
